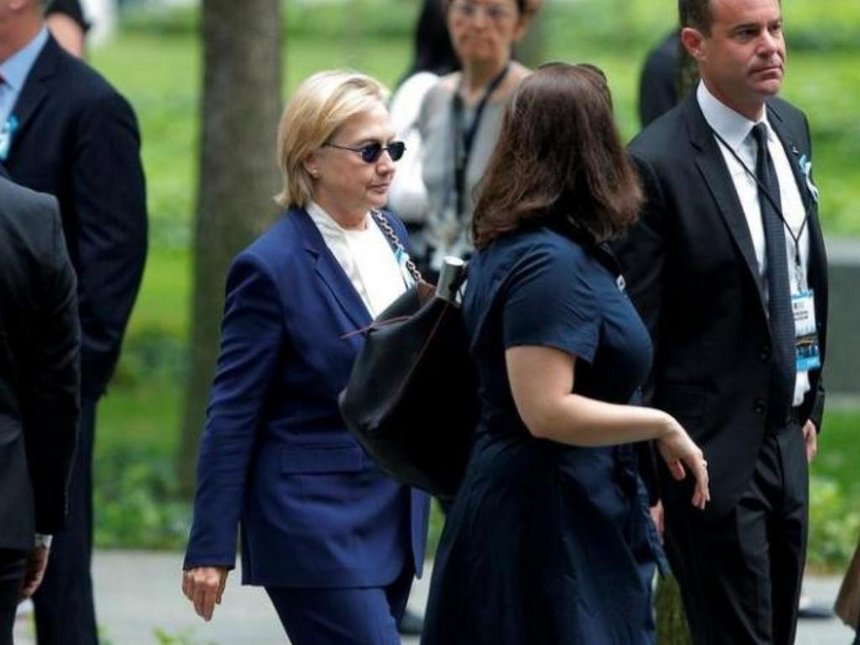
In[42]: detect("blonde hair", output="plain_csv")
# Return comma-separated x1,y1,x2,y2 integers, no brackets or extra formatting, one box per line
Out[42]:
275,70,389,208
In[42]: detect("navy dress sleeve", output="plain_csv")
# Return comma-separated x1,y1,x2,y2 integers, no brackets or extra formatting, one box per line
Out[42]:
502,244,600,364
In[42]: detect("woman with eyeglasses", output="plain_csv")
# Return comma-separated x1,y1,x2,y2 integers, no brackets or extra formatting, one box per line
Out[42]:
421,63,710,644
181,70,430,643
415,0,540,276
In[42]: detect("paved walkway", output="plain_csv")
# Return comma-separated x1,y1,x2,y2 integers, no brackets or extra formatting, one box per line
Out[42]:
13,550,855,644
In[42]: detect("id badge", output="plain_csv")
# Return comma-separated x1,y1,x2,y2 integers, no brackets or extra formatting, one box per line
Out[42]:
792,289,821,371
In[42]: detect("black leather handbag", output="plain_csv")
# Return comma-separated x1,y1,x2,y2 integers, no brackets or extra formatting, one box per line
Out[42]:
339,220,478,497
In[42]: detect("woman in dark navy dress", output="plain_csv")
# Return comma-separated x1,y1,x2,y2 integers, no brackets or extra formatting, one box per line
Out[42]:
421,63,711,645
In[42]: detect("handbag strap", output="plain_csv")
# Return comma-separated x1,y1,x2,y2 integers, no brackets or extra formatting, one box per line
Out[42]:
372,210,424,284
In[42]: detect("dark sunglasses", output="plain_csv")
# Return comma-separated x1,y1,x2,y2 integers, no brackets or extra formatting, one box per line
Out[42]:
324,140,406,163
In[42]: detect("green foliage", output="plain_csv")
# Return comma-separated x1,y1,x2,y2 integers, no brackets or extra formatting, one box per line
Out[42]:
153,627,216,645
808,476,860,572
807,407,860,571
93,445,190,550
654,574,693,645
545,0,860,54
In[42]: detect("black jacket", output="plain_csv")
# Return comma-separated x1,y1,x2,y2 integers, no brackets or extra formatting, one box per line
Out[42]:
4,35,147,397
0,176,80,550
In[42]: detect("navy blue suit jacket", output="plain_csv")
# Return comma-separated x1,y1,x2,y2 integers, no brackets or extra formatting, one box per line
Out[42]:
184,207,429,587
4,35,147,397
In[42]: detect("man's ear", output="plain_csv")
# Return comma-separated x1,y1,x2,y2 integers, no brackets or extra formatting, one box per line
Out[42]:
681,26,706,62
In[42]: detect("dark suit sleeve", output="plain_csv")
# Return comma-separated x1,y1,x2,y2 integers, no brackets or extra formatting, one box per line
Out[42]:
73,90,147,396
614,154,670,503
25,198,81,534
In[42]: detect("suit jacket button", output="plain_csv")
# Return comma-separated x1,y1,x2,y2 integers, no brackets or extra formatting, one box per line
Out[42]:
760,345,771,362
754,398,767,415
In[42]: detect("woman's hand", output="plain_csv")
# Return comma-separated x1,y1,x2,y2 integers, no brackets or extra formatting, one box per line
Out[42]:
182,566,229,622
655,415,710,510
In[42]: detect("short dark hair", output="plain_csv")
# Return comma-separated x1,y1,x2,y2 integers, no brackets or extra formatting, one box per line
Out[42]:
680,0,782,35
679,0,713,34
472,63,642,249
444,0,529,17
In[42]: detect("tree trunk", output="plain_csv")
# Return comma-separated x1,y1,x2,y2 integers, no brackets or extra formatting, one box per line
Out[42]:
178,0,283,496
655,574,693,645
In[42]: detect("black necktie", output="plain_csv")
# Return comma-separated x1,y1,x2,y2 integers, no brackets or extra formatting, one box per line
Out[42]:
752,123,795,412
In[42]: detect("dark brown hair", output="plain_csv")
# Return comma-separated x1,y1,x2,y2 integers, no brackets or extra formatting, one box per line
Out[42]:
679,0,713,34
472,62,642,249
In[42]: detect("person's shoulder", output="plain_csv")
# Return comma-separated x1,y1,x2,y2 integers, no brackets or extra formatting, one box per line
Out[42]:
429,72,459,99
398,71,441,97
766,96,807,126
0,178,60,253
0,177,57,219
242,210,296,255
45,38,128,106
489,226,589,275
492,61,530,102
629,100,690,161
375,208,408,240
508,61,531,82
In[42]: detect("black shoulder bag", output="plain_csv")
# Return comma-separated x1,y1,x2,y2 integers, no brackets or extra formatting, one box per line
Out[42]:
338,216,479,497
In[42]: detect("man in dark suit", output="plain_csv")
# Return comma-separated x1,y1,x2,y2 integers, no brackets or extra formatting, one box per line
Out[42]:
0,1,147,642
616,0,827,643
0,175,79,645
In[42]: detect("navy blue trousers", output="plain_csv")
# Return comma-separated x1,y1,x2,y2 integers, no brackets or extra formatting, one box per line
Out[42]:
266,564,414,645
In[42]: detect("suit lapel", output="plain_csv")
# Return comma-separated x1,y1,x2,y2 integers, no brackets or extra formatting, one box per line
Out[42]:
291,208,372,331
767,103,816,215
684,97,765,305
7,37,60,159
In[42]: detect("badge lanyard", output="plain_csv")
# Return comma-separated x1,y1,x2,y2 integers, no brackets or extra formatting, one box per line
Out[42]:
711,126,821,373
710,126,810,289
447,63,510,219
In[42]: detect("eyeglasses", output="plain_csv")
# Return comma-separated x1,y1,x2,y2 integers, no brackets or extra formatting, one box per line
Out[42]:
323,141,406,163
450,1,515,22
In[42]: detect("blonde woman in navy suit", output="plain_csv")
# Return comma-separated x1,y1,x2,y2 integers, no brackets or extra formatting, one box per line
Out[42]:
181,70,430,644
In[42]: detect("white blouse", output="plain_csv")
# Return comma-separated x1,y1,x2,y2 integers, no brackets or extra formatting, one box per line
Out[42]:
306,202,408,318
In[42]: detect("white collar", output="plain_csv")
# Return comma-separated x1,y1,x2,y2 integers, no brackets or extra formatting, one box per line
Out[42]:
697,81,769,154
306,201,370,236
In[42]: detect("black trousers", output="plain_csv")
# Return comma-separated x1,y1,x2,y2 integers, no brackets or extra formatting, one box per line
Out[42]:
0,550,27,645
32,397,98,645
664,421,808,645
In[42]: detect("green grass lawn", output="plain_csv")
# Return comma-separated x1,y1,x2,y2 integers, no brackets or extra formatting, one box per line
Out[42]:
85,6,860,562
